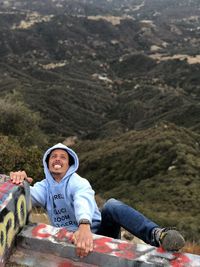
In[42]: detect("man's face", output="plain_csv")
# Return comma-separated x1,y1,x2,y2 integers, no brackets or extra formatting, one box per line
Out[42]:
48,149,70,179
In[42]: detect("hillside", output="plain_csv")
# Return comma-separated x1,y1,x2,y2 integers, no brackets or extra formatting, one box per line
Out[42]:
75,123,200,241
0,0,200,138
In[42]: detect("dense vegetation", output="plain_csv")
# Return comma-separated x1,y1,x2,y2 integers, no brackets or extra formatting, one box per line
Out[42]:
75,122,200,241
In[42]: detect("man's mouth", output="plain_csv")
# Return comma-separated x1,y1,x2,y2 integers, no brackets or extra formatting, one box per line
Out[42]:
53,164,62,169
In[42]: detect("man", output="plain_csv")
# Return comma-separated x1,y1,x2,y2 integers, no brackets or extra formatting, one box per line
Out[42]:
10,143,185,258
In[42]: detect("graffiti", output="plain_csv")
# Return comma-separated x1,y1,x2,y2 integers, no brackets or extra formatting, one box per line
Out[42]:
31,224,137,260
28,223,200,266
3,212,15,248
156,248,191,267
136,247,194,267
1,174,200,267
113,242,136,259
0,178,16,205
0,175,28,263
32,223,73,241
32,224,54,239
171,253,191,267
17,194,27,227
93,237,136,259
0,194,27,257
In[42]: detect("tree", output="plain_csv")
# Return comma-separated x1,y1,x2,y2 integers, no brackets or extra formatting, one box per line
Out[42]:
0,91,47,146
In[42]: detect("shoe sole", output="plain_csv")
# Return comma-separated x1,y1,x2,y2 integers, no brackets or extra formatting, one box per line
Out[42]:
161,230,185,251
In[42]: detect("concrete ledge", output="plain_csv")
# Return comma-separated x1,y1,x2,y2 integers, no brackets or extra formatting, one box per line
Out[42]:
1,175,200,267
0,174,31,266
15,223,200,267
8,247,99,267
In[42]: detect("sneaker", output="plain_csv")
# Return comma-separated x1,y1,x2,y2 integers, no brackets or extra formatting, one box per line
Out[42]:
154,228,185,252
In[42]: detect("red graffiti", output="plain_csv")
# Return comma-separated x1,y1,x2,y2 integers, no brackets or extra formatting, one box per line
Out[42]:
156,247,191,267
55,228,68,239
31,224,73,244
30,224,196,266
171,253,191,267
32,224,52,238
114,242,136,259
55,227,73,242
93,237,136,259
93,237,114,254
0,180,15,200
31,225,137,260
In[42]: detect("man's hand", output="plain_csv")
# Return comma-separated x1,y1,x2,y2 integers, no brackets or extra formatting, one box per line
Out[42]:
10,171,33,185
72,224,93,258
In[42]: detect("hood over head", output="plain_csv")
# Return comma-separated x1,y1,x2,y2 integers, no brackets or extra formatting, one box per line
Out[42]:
43,143,79,183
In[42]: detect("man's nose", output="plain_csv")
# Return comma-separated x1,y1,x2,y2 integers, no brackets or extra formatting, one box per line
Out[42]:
54,157,62,161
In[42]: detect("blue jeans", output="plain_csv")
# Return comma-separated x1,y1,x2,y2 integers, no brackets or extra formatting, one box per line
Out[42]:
96,198,159,246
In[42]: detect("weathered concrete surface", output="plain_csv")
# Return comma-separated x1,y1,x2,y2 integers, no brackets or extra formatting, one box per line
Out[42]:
8,247,98,267
1,174,200,267
15,223,200,267
0,174,31,267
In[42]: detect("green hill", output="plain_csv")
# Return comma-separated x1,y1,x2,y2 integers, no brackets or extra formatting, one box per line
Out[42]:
75,123,200,241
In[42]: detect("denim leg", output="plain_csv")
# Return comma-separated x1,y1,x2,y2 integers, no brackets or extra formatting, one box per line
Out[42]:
96,198,159,246
96,198,121,239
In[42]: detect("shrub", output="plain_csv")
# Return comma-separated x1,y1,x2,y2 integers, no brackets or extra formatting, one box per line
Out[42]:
0,92,47,146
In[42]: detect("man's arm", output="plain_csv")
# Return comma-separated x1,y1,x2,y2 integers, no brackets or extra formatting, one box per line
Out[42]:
10,171,47,208
72,223,93,258
70,176,98,257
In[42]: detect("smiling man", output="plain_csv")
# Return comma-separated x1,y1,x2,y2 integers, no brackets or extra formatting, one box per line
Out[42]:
10,143,185,258
11,143,100,258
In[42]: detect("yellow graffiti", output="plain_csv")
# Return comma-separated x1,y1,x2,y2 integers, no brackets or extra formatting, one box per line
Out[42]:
17,194,27,227
4,212,15,248
0,193,27,257
0,222,6,256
